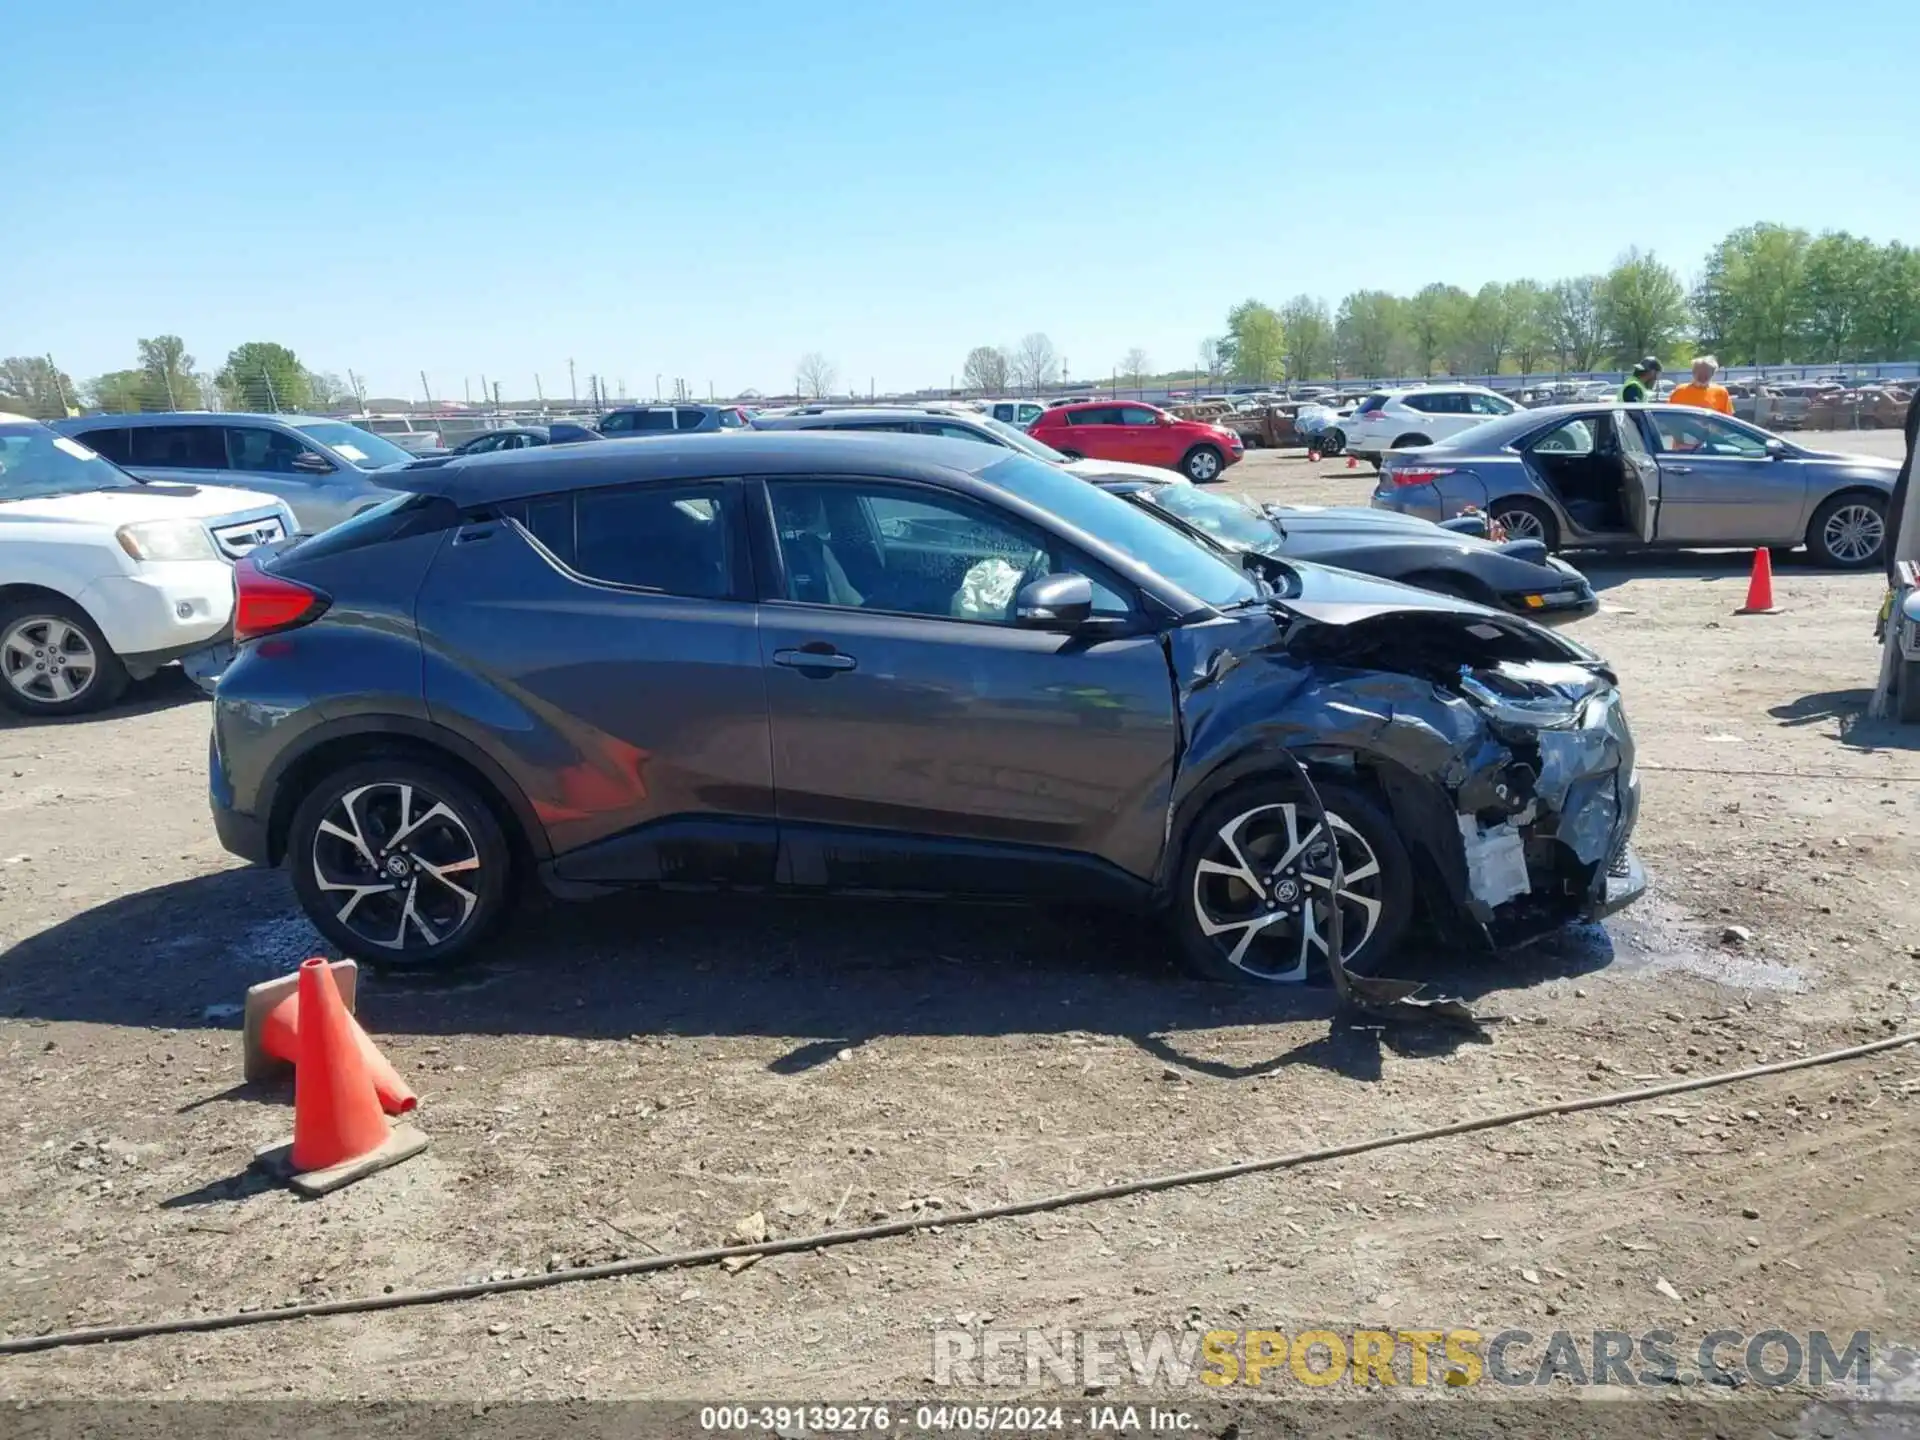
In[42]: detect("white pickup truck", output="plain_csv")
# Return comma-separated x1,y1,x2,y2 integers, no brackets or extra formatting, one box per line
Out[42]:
0,413,294,716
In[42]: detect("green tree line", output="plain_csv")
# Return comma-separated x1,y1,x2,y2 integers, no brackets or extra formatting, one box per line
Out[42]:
1205,223,1920,385
0,336,355,420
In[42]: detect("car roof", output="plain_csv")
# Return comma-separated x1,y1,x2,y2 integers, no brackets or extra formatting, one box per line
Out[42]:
56,411,332,428
391,431,1013,507
0,411,36,426
752,407,984,428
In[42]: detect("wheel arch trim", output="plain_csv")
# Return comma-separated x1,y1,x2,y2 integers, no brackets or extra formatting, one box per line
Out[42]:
260,713,551,866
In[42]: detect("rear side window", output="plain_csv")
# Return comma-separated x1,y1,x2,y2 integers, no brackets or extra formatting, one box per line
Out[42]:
564,482,735,598
71,427,131,463
1355,394,1389,415
129,425,228,469
1067,406,1121,426
627,410,675,432
675,407,708,430
915,421,1001,443
284,493,461,560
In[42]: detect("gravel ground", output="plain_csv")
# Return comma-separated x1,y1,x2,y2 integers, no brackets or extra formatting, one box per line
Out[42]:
2,434,1917,1424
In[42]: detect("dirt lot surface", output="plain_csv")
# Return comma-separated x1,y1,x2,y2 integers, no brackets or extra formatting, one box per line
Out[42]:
4,434,1919,1425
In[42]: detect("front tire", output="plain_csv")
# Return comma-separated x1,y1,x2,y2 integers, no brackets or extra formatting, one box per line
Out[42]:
0,599,129,717
287,758,513,968
1183,444,1226,483
1171,778,1413,985
1807,492,1886,569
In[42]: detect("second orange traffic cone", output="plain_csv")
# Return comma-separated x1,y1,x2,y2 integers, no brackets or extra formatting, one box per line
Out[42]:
1736,547,1781,615
1347,454,1359,470
254,958,427,1196
257,987,417,1115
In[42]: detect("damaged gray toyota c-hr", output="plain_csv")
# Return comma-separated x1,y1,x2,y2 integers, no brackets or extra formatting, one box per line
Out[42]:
207,432,1642,983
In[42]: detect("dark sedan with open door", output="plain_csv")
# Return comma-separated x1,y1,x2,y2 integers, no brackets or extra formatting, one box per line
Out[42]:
1371,403,1899,569
1094,476,1598,625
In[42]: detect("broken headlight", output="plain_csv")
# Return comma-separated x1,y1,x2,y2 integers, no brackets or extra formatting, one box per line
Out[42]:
1455,661,1602,729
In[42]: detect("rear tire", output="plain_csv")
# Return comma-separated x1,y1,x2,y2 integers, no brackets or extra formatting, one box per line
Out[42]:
0,598,130,718
1171,778,1413,985
1806,492,1886,569
287,757,514,969
1183,445,1227,483
1392,433,1432,449
1321,429,1346,455
1057,449,1084,461
1489,497,1560,551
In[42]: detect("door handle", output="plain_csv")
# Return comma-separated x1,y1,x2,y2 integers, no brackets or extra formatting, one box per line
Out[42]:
1664,465,1693,474
773,648,857,673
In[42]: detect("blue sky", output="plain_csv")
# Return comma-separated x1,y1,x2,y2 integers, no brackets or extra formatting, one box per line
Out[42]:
8,0,1918,400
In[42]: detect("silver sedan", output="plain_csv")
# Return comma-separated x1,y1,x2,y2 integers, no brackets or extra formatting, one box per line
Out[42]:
1371,403,1900,569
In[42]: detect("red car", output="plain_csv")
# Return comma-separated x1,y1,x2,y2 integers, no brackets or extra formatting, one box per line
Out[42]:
1027,401,1245,483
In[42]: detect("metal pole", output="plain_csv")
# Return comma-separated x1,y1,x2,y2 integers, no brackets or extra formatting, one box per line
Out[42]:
568,359,577,404
46,353,70,415
420,371,433,408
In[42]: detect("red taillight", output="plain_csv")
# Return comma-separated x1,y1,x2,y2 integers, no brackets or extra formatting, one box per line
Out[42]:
1388,466,1456,487
233,556,328,642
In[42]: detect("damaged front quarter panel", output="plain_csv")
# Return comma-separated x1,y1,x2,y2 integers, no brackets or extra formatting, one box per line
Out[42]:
1166,598,1643,951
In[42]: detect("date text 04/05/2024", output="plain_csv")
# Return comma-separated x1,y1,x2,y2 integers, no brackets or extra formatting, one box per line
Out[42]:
698,1403,1197,1432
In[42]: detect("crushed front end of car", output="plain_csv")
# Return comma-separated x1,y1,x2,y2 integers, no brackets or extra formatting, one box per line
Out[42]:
1169,594,1643,953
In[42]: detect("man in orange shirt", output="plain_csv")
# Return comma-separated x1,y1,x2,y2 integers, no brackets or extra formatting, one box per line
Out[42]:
1668,355,1734,414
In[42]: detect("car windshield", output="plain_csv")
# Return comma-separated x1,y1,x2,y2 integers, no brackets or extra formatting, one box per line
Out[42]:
1427,409,1548,452
296,422,415,468
1140,483,1280,555
978,415,1069,462
0,423,140,503
978,454,1258,609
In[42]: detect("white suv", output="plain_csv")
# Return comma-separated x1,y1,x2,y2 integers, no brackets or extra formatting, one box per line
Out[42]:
0,414,293,716
1343,385,1520,463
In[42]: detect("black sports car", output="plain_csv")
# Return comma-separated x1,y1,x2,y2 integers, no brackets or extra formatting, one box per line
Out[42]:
1095,477,1598,626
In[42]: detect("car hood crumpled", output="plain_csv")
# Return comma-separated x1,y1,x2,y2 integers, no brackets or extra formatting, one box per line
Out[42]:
1162,595,1635,941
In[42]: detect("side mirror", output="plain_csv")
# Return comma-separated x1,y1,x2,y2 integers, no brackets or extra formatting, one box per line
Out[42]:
290,450,333,474
1764,438,1787,459
1015,573,1095,630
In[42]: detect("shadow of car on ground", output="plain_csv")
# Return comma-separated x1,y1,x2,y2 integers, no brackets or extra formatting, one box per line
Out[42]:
2,862,1634,1086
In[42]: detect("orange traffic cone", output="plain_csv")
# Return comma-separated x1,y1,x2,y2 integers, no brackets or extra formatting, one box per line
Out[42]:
255,983,417,1115
1307,448,1321,463
254,958,426,1195
1736,547,1781,615
1346,454,1359,470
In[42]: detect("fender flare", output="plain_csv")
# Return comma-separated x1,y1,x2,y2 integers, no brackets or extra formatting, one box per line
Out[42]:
259,712,552,863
